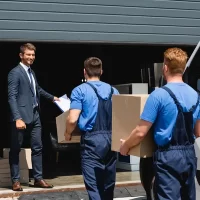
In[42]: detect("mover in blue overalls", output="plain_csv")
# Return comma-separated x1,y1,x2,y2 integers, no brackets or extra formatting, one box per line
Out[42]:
64,57,119,200
120,47,200,200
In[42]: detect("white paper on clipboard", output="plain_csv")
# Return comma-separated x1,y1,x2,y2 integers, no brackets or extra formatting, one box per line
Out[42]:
54,94,70,112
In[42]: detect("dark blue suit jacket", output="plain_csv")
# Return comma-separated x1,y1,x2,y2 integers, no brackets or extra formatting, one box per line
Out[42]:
8,64,54,124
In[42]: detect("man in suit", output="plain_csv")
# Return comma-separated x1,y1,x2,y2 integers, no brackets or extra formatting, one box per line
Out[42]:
8,43,59,191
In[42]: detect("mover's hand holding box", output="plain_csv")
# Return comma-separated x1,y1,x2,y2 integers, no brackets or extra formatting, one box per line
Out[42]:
112,94,156,157
55,94,81,143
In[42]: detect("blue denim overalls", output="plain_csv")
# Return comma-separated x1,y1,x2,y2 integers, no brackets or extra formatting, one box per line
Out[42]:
154,86,199,200
80,82,117,200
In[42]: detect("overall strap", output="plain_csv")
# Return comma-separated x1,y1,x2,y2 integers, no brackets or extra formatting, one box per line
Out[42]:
85,82,114,100
189,92,200,112
162,86,183,112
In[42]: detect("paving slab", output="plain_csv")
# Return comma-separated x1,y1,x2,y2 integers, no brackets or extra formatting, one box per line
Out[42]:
17,185,146,200
0,171,141,199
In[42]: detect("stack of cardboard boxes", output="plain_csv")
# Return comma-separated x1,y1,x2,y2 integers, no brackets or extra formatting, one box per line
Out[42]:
0,158,11,187
0,148,32,187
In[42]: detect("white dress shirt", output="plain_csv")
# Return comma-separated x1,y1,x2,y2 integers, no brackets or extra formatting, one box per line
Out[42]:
20,62,37,96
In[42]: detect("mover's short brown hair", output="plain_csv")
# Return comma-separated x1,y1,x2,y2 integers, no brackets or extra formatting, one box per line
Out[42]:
84,57,102,77
164,47,188,75
20,43,36,54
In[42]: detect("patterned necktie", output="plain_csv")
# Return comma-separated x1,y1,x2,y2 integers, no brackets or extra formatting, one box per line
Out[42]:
28,68,37,107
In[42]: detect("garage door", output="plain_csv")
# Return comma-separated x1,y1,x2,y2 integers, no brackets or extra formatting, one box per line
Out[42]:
0,0,200,45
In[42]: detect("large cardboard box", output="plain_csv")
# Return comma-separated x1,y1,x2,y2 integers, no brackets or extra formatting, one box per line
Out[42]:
3,148,32,169
112,94,156,158
56,111,81,143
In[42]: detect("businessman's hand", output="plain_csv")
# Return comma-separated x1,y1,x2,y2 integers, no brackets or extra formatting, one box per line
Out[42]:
53,96,60,102
64,131,71,141
120,139,129,156
16,119,26,130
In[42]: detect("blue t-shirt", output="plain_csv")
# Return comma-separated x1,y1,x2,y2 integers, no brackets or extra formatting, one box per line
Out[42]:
141,82,200,146
70,81,119,132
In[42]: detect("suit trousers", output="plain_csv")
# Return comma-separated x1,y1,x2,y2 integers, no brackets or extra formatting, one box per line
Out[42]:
9,107,43,182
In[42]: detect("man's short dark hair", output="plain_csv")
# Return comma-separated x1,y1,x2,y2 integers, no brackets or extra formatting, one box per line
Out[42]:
84,57,102,78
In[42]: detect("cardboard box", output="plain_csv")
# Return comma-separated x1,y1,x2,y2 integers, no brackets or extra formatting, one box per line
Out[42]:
0,171,28,186
0,158,9,169
56,110,81,143
0,181,12,187
20,169,29,184
3,148,32,169
0,158,11,187
112,94,156,158
0,158,29,186
0,174,11,187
